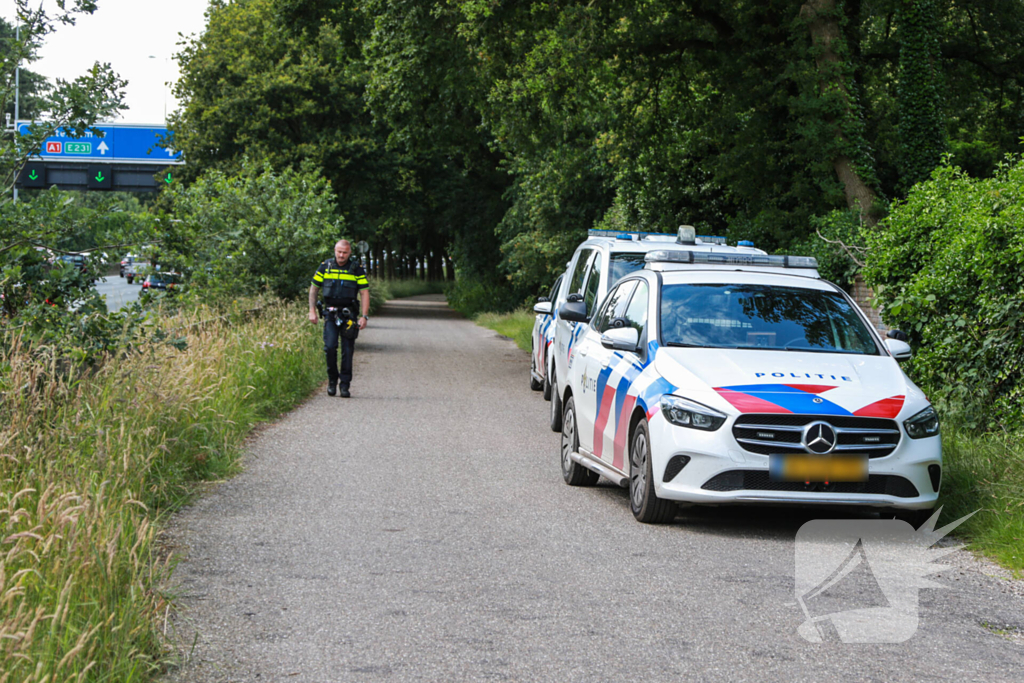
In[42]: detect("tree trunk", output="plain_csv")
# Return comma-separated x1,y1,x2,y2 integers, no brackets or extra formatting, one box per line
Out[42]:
801,0,880,227
444,253,455,281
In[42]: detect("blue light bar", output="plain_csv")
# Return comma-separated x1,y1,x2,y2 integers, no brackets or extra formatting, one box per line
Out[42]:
644,250,819,269
588,228,674,239
644,250,693,263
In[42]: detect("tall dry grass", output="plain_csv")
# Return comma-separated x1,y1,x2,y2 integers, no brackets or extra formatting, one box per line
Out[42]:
0,300,324,680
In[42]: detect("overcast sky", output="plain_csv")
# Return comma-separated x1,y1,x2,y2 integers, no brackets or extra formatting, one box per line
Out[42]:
4,0,210,124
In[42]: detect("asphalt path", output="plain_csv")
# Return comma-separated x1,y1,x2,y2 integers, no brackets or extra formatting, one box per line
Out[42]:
95,274,141,311
165,294,1024,682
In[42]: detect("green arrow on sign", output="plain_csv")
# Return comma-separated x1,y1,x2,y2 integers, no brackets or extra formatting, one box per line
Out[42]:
94,171,106,182
28,170,39,180
164,173,173,184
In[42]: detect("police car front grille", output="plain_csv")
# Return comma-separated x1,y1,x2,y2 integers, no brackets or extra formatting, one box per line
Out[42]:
701,470,919,498
732,414,900,458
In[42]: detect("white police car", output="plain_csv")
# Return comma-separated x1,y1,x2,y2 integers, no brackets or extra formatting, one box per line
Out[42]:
548,229,696,432
557,227,940,524
530,273,564,399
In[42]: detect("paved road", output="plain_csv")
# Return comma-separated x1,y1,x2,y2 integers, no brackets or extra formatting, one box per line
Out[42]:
165,295,1024,682
95,275,141,311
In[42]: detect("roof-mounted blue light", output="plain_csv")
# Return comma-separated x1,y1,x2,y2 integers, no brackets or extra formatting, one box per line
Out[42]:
645,250,694,263
644,250,819,270
738,240,754,247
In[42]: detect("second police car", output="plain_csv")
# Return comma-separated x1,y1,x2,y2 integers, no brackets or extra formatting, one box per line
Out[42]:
554,226,941,525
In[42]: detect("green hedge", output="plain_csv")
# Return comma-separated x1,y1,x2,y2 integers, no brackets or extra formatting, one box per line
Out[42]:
864,158,1024,429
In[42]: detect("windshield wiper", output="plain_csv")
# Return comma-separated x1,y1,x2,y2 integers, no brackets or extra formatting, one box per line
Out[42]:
663,342,713,348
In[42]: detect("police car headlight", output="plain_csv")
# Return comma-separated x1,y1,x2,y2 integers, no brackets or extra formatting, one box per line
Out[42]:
904,405,940,439
660,395,727,431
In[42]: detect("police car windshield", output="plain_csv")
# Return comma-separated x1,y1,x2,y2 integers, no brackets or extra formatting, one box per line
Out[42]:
609,253,647,283
660,284,880,355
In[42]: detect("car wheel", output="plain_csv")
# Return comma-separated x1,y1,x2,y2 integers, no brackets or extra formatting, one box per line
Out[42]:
629,420,676,524
542,359,552,401
561,396,600,486
529,348,543,391
549,369,563,432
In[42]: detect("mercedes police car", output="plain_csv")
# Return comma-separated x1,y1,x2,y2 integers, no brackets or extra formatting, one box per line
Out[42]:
556,227,940,525
548,229,700,432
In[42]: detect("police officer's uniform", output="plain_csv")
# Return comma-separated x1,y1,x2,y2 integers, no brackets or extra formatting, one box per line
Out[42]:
312,257,369,394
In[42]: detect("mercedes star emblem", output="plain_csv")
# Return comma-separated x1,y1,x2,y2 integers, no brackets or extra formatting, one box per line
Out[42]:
803,421,837,454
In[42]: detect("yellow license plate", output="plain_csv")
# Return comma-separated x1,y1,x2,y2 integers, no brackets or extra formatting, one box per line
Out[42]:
769,454,868,483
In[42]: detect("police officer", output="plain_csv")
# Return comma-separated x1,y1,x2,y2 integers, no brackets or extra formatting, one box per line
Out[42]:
308,240,370,397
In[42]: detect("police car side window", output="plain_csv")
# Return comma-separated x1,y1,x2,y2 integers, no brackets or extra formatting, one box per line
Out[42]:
583,252,604,311
548,274,564,301
593,281,637,333
568,249,593,296
623,281,649,335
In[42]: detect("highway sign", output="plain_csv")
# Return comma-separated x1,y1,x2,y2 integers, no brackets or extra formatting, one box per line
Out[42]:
87,165,112,190
16,122,183,164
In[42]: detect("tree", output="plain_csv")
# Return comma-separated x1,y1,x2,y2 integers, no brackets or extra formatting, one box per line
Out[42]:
0,17,49,121
164,158,345,301
1,1,126,200
0,1,134,358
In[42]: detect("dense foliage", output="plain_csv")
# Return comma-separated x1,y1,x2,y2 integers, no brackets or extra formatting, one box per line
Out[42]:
164,158,346,301
168,0,1024,310
864,156,1024,428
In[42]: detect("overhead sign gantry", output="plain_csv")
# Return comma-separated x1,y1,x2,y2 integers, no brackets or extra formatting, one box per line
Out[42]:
14,122,184,192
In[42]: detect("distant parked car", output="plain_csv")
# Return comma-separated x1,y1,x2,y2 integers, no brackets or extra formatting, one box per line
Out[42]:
56,253,88,273
126,260,150,284
119,254,136,278
142,272,181,291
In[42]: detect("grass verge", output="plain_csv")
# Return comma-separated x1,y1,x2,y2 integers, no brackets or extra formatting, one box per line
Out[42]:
473,308,535,353
0,300,324,679
467,309,1024,571
937,426,1024,572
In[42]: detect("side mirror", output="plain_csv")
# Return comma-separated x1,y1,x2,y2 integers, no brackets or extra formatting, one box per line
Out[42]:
533,301,553,315
559,300,589,323
567,292,584,303
537,296,550,303
600,327,640,352
886,329,909,342
885,338,912,362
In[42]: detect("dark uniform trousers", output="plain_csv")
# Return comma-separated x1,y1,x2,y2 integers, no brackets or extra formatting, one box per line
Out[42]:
323,304,356,386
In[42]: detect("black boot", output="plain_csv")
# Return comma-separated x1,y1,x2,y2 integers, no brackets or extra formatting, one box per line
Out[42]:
339,384,350,398
328,378,337,396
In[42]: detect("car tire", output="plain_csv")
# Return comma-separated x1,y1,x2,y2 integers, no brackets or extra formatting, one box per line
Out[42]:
542,360,552,401
629,420,676,524
885,507,936,529
529,350,543,391
561,396,600,487
549,369,563,432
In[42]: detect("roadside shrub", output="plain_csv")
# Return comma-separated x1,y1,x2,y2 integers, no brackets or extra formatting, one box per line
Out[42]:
445,277,520,318
863,157,1024,428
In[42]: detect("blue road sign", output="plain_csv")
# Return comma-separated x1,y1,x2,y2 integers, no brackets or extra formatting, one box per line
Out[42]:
17,122,183,164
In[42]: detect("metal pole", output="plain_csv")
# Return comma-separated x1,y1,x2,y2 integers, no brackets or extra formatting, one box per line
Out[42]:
13,25,20,203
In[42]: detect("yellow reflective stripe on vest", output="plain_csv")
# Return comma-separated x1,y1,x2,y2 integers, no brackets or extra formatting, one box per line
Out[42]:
356,276,368,286
321,272,361,281
312,272,325,283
